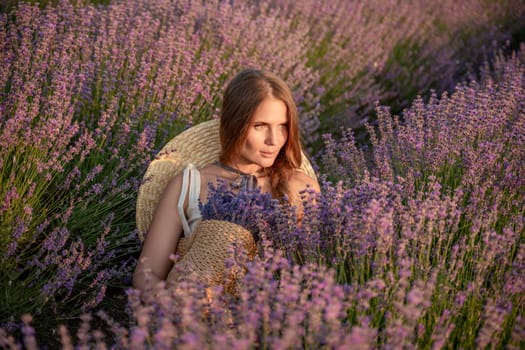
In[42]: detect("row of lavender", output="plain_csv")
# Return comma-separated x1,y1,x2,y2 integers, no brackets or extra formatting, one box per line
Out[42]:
5,43,523,349
1,0,524,347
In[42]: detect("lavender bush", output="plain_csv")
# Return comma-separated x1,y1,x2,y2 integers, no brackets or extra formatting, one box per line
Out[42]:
264,0,525,137
1,0,524,348
316,44,525,348
0,0,320,337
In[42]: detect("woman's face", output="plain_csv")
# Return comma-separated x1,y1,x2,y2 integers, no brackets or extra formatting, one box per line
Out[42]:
234,96,288,173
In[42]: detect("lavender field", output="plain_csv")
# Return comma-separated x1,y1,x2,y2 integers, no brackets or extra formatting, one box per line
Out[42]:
1,0,524,348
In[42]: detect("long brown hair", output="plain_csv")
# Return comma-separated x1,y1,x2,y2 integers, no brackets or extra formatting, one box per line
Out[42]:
219,69,302,200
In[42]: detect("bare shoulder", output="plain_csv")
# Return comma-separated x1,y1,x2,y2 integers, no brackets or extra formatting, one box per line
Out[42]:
289,169,321,194
159,170,184,203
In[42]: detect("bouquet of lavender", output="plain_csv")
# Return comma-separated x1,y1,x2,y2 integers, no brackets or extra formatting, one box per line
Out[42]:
199,180,297,243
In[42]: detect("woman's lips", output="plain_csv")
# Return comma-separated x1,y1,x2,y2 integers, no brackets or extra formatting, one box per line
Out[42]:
260,151,276,158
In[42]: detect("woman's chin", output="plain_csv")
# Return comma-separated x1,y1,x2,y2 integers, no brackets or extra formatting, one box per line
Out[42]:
259,158,277,168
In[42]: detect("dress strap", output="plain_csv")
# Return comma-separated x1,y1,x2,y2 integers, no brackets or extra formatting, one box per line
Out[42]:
189,164,201,209
177,166,192,235
177,164,202,237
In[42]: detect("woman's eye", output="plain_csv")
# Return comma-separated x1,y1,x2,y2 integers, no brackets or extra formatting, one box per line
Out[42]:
254,124,265,130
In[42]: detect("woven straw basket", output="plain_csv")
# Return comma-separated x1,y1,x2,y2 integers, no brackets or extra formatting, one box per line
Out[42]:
167,220,257,294
135,119,316,293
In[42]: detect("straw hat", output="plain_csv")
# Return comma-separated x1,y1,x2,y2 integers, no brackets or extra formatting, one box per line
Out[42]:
136,118,317,240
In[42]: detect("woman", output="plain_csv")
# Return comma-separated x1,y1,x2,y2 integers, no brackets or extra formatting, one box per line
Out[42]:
133,69,320,292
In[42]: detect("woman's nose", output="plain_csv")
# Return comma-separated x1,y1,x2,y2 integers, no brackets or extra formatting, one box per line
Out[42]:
265,128,278,145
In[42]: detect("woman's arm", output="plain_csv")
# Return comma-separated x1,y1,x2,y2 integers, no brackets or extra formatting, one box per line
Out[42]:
132,174,185,292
